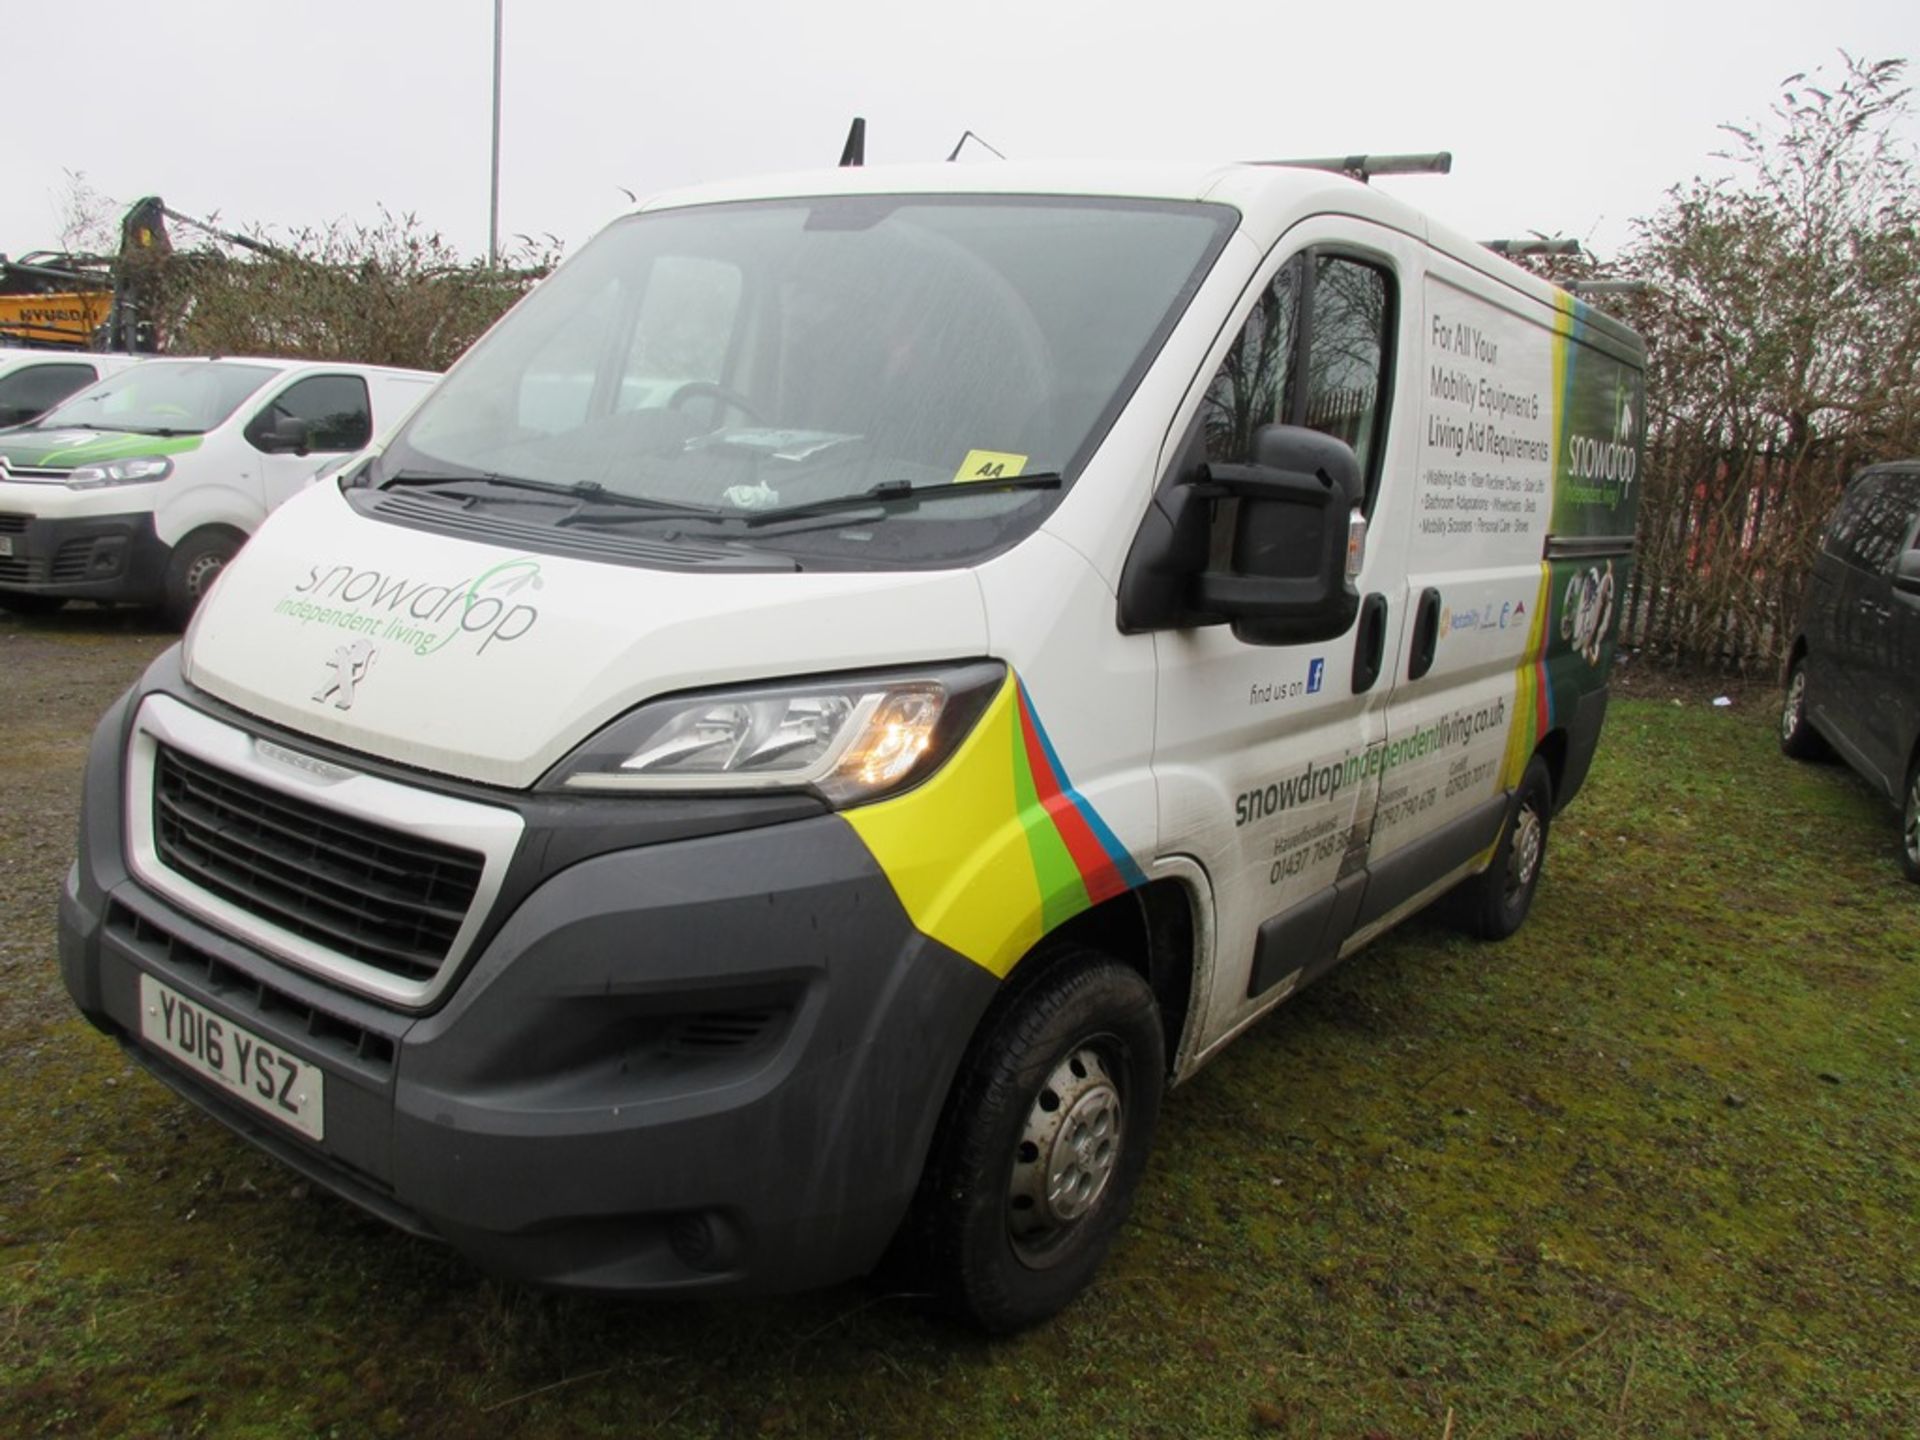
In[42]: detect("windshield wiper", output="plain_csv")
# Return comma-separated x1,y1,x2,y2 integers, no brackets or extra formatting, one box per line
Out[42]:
558,492,726,523
735,472,1063,527
382,468,592,501
380,469,727,521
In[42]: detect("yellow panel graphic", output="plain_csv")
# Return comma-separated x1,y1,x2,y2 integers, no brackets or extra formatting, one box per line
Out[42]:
844,681,1044,976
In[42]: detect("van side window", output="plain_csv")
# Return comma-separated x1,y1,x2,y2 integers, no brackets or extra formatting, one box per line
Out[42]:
1302,256,1392,499
1201,257,1302,467
1827,473,1920,575
1199,252,1394,512
260,376,374,452
0,363,94,425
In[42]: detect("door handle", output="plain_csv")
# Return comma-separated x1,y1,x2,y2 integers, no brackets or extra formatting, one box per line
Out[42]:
1409,586,1442,681
1352,592,1389,693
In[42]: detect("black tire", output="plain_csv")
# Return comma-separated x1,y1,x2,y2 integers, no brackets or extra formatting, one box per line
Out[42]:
1901,761,1920,885
1451,754,1554,941
0,591,67,617
911,947,1164,1333
160,529,242,629
1779,658,1831,760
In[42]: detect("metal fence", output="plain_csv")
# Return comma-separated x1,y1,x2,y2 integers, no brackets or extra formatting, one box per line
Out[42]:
1619,446,1862,674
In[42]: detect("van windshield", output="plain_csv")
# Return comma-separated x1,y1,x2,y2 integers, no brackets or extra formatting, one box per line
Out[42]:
379,195,1233,566
37,361,276,435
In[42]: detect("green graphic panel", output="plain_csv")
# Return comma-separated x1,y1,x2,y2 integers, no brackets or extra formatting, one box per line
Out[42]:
1549,297,1645,538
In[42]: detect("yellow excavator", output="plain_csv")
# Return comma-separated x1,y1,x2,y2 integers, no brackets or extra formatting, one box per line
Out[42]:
0,197,234,352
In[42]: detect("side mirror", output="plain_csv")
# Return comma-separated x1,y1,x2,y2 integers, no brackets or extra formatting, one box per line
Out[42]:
1894,548,1920,598
254,414,313,456
1118,424,1364,644
1196,426,1363,644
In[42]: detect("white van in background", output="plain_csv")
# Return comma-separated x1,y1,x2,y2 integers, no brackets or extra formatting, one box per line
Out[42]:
0,356,437,623
0,348,147,428
60,162,1643,1330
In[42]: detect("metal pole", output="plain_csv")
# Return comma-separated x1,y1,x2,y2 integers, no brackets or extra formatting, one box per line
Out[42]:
488,0,503,267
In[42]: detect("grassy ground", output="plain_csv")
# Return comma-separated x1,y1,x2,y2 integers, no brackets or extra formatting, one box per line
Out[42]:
2,616,1915,1438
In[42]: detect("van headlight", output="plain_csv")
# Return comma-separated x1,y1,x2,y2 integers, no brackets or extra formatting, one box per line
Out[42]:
65,456,173,489
542,661,1004,806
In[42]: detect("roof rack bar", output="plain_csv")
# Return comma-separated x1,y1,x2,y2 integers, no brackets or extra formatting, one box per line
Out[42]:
1254,152,1452,182
1565,279,1652,296
1482,238,1583,257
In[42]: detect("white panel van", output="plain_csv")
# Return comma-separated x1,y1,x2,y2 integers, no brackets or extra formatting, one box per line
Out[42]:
59,163,1643,1330
0,357,437,623
0,348,146,427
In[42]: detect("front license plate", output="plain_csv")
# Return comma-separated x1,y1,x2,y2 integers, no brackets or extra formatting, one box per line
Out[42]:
0,536,12,557
138,974,326,1141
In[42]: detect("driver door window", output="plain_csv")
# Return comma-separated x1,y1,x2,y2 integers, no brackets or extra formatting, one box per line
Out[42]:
1201,252,1393,499
250,375,373,453
1197,252,1395,571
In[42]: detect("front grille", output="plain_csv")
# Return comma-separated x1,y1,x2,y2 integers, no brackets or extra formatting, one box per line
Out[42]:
0,556,35,584
0,513,28,534
152,744,486,983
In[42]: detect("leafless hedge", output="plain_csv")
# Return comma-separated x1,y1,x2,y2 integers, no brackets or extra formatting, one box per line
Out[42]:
1602,55,1918,673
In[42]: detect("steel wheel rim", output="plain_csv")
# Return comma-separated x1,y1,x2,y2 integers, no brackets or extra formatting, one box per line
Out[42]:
1905,773,1920,868
1007,1044,1123,1264
183,552,226,597
1782,670,1807,743
1506,804,1544,901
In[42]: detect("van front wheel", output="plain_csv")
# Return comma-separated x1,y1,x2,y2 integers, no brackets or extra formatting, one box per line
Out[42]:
161,529,242,629
1452,755,1553,941
914,948,1164,1333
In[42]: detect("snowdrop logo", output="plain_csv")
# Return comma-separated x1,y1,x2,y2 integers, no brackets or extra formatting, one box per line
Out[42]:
274,556,546,656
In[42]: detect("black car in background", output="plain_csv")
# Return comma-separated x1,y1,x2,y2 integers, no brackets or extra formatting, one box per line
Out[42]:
1781,459,1920,881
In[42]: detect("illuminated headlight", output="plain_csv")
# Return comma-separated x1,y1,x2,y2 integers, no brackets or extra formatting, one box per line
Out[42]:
65,456,173,490
544,662,1004,806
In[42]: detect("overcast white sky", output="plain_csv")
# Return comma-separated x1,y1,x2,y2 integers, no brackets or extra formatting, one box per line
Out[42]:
5,0,1915,266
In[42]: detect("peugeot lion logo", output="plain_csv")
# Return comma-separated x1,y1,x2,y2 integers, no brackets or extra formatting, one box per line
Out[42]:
313,641,377,710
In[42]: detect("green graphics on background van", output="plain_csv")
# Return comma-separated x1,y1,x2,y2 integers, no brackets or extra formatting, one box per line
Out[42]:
0,356,437,625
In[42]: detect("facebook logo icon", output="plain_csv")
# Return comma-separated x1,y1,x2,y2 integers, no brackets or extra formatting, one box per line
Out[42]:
1306,658,1325,694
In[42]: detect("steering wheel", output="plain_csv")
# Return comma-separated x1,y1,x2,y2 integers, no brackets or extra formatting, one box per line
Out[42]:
666,381,763,425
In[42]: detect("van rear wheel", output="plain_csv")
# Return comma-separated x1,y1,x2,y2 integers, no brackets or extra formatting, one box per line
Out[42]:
911,946,1163,1333
1901,763,1920,884
1780,659,1830,760
1451,755,1553,941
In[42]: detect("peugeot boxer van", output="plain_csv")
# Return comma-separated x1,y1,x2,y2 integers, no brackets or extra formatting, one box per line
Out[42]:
0,356,437,622
59,162,1644,1331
